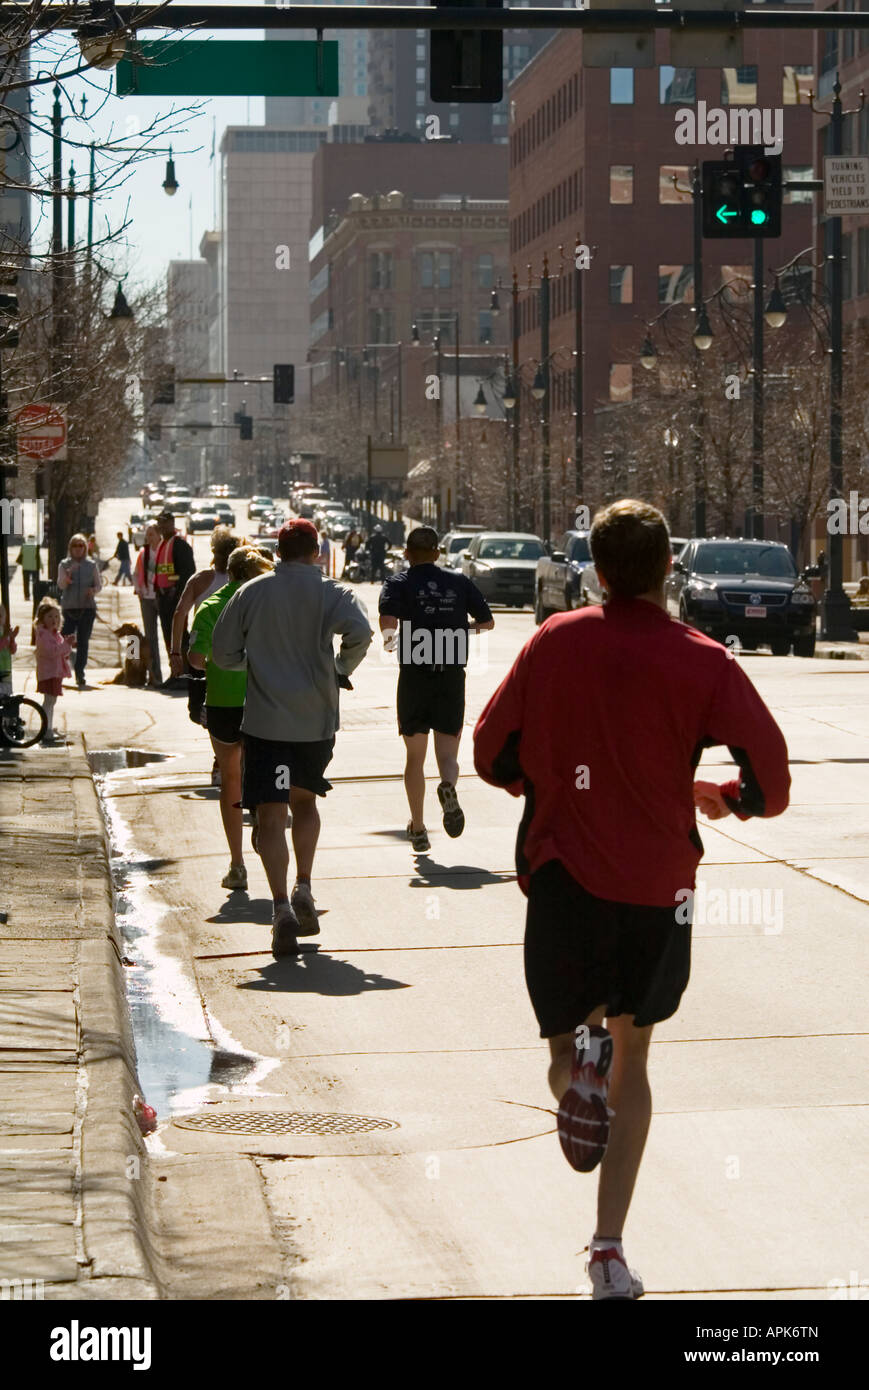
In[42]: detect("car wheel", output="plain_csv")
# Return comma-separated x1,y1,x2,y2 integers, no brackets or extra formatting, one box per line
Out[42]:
535,586,553,626
769,637,791,656
793,633,816,659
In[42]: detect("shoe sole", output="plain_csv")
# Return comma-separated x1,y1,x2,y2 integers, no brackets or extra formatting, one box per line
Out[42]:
222,877,248,891
291,897,320,937
557,1086,610,1172
437,785,465,838
271,914,300,958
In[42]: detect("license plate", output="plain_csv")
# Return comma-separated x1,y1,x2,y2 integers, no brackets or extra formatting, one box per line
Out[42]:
744,605,767,618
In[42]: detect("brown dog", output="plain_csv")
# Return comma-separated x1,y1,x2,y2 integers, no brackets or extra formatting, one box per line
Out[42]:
109,623,153,687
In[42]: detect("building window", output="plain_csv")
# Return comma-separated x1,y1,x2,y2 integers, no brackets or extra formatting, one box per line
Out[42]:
820,20,838,96
858,227,869,295
783,64,814,105
721,66,758,105
659,166,692,203
369,251,393,290
660,67,695,104
659,265,695,304
609,266,634,305
477,253,494,289
420,252,451,289
610,165,633,203
478,310,493,344
784,165,813,204
609,364,633,403
844,0,856,63
610,69,634,104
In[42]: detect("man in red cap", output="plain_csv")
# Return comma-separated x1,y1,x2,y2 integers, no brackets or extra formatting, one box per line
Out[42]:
211,519,373,957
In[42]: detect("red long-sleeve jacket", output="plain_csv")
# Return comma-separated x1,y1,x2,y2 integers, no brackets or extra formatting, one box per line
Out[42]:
473,598,790,907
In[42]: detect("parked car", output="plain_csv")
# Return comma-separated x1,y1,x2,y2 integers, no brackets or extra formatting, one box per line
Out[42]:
438,527,485,569
579,531,692,610
128,514,149,547
168,495,192,515
459,532,546,607
665,537,818,657
188,506,221,534
213,502,236,527
534,530,594,623
322,512,357,540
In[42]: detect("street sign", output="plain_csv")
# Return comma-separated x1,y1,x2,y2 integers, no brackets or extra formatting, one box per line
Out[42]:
824,157,869,215
15,404,67,462
116,40,339,97
369,445,409,481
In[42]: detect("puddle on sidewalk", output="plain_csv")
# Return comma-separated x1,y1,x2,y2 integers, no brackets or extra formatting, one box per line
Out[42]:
88,748,276,1123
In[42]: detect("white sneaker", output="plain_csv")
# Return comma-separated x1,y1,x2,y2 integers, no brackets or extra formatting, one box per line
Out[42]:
586,1242,644,1300
290,882,320,937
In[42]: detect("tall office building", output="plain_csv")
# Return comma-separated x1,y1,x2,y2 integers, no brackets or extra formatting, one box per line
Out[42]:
265,0,369,128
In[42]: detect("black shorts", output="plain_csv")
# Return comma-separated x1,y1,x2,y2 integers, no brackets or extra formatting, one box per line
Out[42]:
397,665,465,737
206,705,244,745
524,859,692,1037
242,732,335,809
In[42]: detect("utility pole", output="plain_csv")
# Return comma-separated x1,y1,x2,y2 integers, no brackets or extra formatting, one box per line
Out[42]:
574,240,583,510
692,163,706,538
540,255,551,544
751,236,764,538
511,270,520,531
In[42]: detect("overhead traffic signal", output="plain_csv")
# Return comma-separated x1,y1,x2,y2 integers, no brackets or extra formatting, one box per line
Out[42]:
152,365,176,405
239,414,253,441
429,0,503,104
273,363,294,404
702,149,782,239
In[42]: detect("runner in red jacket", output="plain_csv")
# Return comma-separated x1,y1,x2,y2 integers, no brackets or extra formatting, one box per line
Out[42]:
473,499,790,1299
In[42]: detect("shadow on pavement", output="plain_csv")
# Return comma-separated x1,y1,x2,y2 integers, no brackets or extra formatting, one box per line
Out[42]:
408,858,516,889
205,895,272,925
239,949,409,996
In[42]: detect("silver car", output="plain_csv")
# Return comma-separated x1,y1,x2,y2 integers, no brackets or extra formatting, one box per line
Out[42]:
459,532,546,607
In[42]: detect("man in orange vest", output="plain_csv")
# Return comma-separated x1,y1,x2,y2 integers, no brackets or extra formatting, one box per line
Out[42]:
154,510,196,686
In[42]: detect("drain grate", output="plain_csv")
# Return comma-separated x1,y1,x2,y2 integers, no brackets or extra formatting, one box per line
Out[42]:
174,1110,399,1136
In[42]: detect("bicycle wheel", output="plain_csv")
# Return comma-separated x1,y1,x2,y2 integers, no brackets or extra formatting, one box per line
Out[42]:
0,697,47,748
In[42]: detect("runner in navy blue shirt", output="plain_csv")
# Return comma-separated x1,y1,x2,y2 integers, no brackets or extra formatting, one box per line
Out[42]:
379,525,494,853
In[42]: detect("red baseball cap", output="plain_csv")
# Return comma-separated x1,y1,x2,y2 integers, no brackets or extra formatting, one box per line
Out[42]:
277,518,319,556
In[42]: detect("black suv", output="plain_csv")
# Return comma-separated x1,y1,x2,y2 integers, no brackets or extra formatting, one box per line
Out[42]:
666,538,817,657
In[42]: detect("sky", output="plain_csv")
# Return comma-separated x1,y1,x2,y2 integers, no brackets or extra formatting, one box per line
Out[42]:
30,16,268,292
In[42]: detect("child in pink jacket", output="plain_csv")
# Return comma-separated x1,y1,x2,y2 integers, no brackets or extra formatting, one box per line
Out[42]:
34,597,76,743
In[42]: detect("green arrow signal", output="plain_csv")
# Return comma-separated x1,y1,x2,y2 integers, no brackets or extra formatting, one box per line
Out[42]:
716,205,737,224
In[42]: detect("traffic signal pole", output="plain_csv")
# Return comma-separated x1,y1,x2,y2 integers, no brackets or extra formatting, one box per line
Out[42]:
751,237,764,539
692,164,706,538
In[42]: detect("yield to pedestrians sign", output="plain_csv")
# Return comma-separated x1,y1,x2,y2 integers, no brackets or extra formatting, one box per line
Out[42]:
824,157,869,215
15,403,68,462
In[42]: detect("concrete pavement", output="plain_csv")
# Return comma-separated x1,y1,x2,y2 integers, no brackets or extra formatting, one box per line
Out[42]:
1,502,867,1299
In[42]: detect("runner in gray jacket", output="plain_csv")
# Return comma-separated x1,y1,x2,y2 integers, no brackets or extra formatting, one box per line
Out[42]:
57,532,102,688
211,519,373,957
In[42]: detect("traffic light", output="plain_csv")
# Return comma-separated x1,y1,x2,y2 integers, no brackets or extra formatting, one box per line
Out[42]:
239,414,253,441
702,149,782,239
430,0,503,104
273,363,294,404
152,365,176,405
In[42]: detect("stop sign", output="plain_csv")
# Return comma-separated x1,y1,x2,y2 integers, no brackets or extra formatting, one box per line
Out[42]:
16,403,68,461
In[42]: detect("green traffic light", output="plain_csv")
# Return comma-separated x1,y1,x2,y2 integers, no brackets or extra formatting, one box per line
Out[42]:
751,209,768,225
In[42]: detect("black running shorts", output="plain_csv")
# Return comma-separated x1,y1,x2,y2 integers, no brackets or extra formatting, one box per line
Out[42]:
242,732,335,809
524,859,692,1037
397,665,466,737
206,705,243,745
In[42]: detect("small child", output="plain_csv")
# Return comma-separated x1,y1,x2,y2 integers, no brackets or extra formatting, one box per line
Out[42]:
0,602,18,697
34,597,75,743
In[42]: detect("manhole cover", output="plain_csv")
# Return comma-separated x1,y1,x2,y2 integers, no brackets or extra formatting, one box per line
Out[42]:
173,1110,399,1136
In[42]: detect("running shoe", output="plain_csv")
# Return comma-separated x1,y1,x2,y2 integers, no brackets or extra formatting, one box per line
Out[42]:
290,883,321,937
587,1243,644,1301
437,781,465,838
221,864,248,891
407,821,431,853
271,902,300,959
557,1024,614,1172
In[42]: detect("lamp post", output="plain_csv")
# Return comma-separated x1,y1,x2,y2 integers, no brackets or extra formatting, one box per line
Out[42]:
540,255,551,544
412,312,461,521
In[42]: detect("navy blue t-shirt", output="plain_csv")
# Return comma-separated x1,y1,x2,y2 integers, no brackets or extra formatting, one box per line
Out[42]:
379,563,492,668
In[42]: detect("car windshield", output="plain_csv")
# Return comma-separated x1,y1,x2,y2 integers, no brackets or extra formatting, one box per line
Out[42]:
478,538,544,560
448,536,474,552
693,544,797,579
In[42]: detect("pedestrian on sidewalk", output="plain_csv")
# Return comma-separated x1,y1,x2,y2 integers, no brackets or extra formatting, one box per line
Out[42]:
34,597,76,743
153,510,196,688
15,536,41,602
111,531,133,585
169,526,238,780
133,523,163,686
0,601,18,697
342,528,362,577
367,525,389,583
211,518,373,958
473,499,791,1301
379,525,494,854
318,532,331,575
188,544,275,892
57,533,101,690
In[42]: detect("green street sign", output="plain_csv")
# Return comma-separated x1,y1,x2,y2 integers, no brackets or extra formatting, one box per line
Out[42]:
116,40,339,97
716,205,737,224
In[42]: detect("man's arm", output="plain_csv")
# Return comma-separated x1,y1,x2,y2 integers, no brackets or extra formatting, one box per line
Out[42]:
473,634,537,795
333,588,374,677
174,538,197,588
171,571,209,657
210,589,248,671
695,657,790,821
464,576,495,632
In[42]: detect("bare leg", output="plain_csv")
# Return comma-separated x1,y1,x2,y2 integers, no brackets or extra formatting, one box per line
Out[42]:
257,802,290,902
433,730,460,788
211,735,243,865
547,1005,606,1102
288,786,320,881
402,732,428,832
595,1015,654,1239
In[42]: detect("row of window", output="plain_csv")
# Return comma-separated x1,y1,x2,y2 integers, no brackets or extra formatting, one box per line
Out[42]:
511,173,581,253
511,73,581,167
821,0,869,92
358,252,497,292
609,165,813,206
609,64,813,107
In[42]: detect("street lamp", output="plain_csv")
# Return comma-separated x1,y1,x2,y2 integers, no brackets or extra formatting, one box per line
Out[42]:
490,289,500,317
75,3,127,71
109,281,133,325
411,322,420,346
473,384,487,416
503,375,517,410
531,364,546,401
693,306,713,351
640,335,657,371
162,149,179,197
764,280,787,330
